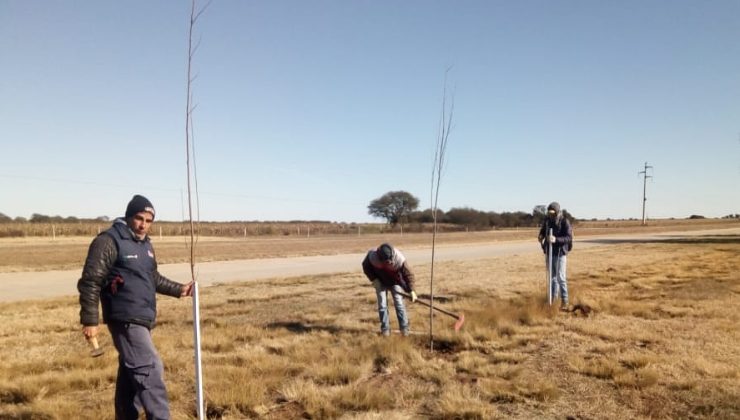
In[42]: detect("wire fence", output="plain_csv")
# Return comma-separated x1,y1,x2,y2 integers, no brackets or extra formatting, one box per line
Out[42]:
0,221,471,238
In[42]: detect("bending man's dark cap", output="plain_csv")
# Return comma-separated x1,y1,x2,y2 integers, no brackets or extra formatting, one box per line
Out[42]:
378,243,393,261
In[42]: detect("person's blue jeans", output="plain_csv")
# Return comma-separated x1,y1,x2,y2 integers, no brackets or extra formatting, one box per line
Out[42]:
375,283,409,335
547,254,568,305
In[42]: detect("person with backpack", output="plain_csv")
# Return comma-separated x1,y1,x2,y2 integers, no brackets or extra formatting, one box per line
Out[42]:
362,243,417,336
538,201,573,310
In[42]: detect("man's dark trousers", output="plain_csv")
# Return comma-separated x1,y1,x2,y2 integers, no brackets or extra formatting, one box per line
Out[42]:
108,322,170,420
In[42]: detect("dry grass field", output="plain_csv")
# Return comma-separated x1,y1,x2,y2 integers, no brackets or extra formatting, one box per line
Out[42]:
0,225,738,419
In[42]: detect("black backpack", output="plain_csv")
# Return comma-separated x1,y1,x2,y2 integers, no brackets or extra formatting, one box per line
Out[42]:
562,218,573,251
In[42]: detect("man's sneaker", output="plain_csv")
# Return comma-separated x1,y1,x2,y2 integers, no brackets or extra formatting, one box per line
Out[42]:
560,303,569,312
401,330,410,337
381,330,390,337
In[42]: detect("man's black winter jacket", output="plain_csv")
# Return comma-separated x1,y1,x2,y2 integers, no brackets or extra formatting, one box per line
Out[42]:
77,219,183,329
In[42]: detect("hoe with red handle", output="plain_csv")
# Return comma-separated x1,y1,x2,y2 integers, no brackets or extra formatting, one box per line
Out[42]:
398,292,465,332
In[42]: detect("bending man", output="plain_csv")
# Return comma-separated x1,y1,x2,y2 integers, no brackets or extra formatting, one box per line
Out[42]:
362,243,418,336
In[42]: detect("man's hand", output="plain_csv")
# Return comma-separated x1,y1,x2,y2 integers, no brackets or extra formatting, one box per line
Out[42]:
410,290,418,302
371,279,382,289
548,234,556,243
181,281,195,297
82,325,99,339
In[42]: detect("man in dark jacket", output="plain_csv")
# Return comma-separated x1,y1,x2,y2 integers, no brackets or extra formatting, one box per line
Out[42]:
538,201,573,310
78,195,193,420
362,243,417,336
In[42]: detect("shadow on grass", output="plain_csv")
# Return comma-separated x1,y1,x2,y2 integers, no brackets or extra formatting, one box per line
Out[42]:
265,320,363,335
582,235,740,245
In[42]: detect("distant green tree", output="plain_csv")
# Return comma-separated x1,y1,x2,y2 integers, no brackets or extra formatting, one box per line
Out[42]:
30,213,51,223
532,205,547,225
488,212,503,228
368,191,420,226
409,208,445,223
0,212,11,223
445,207,490,228
499,211,533,228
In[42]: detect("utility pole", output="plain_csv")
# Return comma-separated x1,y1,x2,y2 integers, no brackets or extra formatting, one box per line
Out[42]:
638,162,653,225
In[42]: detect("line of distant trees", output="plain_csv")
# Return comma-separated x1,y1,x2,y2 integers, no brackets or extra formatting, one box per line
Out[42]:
407,206,575,229
0,208,567,230
0,213,110,224
367,190,575,229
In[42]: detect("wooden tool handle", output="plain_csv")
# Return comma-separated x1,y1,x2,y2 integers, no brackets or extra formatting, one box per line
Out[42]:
398,291,460,319
88,336,100,350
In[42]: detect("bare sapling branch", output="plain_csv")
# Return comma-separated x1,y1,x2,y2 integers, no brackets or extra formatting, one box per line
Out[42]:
184,0,209,418
429,66,455,351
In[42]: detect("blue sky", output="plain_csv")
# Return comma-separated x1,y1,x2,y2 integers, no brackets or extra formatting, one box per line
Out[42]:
1,1,738,222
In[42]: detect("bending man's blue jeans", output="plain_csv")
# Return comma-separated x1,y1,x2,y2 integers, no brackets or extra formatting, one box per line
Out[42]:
374,283,409,335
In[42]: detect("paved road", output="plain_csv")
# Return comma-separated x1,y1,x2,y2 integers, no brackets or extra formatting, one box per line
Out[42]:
1,227,737,302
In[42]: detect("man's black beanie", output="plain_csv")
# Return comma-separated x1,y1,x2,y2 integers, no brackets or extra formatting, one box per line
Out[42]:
125,195,155,219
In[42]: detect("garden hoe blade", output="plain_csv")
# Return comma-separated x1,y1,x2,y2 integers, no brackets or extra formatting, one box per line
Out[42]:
87,336,104,358
452,313,465,332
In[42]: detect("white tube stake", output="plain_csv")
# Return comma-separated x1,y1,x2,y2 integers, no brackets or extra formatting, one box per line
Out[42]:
547,228,553,306
192,281,204,419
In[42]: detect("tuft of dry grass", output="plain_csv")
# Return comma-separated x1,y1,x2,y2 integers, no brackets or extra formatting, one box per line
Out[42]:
431,384,496,419
613,367,660,389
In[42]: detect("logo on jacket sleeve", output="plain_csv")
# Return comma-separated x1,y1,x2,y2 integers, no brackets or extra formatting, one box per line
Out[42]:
147,250,154,258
